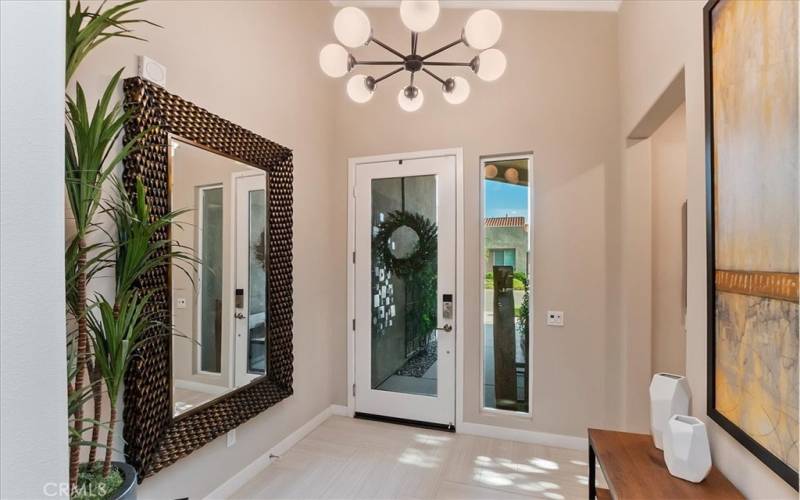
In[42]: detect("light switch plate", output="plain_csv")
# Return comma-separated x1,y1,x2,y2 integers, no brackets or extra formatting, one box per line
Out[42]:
227,429,236,447
176,297,187,309
547,310,564,326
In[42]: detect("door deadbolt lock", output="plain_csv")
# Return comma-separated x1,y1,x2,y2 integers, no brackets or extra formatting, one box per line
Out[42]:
442,293,453,319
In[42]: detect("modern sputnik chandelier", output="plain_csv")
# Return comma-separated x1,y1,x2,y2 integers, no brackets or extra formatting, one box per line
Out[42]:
319,1,506,112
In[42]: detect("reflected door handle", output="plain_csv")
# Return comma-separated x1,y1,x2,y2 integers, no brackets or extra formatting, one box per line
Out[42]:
436,324,452,333
234,312,245,319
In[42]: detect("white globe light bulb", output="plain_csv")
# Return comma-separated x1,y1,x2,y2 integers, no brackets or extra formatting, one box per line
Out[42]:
463,9,502,50
319,44,350,78
334,7,372,48
346,75,374,103
400,0,440,33
443,76,470,104
475,48,506,81
398,86,424,112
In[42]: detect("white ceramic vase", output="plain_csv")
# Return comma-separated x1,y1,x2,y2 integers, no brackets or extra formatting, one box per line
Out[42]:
649,372,690,449
662,415,712,483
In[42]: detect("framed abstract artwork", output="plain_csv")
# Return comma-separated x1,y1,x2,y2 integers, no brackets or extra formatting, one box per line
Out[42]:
704,0,799,489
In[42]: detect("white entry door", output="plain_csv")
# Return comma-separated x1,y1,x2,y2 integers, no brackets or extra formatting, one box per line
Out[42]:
354,154,456,427
234,174,268,387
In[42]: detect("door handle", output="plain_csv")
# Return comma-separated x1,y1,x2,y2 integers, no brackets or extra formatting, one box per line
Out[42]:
436,324,453,333
234,312,245,320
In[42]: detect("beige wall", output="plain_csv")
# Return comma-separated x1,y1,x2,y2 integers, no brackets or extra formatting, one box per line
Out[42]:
619,137,652,432
650,104,687,377
332,8,623,436
72,1,342,498
618,1,797,497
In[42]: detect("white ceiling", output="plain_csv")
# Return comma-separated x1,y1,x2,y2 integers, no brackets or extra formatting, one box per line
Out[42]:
330,1,622,13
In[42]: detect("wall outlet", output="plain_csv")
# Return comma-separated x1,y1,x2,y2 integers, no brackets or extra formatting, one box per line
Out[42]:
547,310,564,326
176,297,187,309
227,429,236,448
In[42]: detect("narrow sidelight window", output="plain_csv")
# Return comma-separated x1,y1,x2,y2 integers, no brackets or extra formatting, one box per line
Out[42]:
481,154,532,414
198,185,224,374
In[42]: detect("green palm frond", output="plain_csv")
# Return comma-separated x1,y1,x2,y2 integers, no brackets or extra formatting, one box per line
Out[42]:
86,291,155,403
66,0,160,84
108,178,198,296
65,69,141,238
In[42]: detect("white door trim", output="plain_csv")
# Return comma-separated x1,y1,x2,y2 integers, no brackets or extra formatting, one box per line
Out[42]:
346,148,464,428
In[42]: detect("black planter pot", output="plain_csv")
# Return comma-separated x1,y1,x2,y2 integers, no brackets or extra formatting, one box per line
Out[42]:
108,461,137,500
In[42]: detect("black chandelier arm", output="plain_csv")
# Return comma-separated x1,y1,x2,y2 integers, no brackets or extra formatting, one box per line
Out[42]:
375,67,405,84
421,68,446,85
421,39,463,61
423,61,473,67
354,60,405,66
370,37,406,60
411,32,419,56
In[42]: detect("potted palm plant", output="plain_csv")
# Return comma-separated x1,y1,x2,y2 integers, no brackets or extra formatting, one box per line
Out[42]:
63,2,198,498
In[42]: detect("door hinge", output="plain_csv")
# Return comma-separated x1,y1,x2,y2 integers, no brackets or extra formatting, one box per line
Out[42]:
352,318,356,331
352,251,356,264
352,384,356,397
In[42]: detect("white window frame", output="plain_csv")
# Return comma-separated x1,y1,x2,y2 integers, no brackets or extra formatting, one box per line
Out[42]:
479,152,534,418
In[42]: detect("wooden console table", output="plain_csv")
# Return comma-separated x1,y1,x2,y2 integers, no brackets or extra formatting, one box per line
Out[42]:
588,428,744,499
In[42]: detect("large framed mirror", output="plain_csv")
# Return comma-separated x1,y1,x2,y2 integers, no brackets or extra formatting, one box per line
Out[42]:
169,137,270,418
122,77,293,480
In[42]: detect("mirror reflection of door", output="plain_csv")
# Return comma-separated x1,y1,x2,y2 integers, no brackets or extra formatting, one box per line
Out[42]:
169,137,269,418
234,175,268,387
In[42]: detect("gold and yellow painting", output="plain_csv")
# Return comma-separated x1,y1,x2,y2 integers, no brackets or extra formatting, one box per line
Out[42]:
707,0,799,486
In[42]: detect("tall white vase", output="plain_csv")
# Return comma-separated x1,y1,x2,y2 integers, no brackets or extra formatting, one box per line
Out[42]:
649,373,690,449
662,415,712,482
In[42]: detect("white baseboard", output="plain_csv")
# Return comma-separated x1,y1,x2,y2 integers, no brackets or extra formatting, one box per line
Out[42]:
330,404,351,416
203,405,337,500
458,421,588,451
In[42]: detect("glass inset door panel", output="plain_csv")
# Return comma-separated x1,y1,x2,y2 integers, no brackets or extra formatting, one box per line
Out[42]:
354,154,456,426
199,186,223,374
370,175,438,396
247,189,267,374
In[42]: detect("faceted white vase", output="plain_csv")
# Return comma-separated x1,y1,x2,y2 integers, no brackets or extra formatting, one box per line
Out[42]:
662,415,712,483
649,373,690,449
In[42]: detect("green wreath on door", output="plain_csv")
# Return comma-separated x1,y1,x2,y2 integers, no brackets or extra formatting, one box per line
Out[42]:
373,210,438,353
373,210,437,277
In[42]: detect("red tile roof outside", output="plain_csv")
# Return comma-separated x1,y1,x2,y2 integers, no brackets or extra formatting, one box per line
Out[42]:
485,216,526,228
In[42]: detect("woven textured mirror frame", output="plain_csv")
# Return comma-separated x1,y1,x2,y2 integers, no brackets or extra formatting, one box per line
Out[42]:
121,77,294,479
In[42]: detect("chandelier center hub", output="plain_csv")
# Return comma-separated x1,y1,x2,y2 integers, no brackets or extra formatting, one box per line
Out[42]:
404,54,424,73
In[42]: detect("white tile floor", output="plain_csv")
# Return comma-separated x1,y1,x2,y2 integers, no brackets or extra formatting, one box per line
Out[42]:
229,416,605,500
